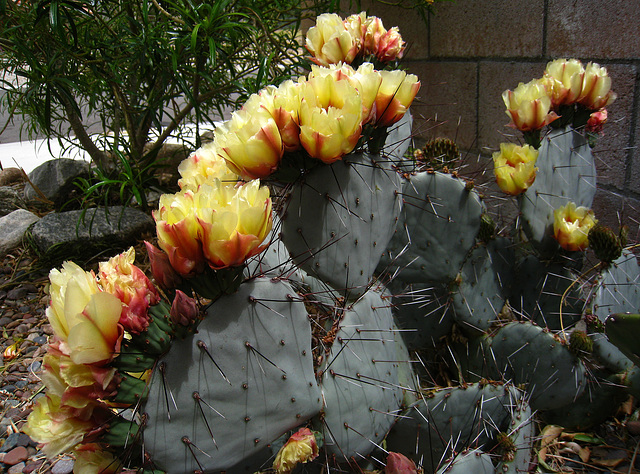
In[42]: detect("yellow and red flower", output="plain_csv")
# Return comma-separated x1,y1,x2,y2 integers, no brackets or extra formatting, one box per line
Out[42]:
578,62,616,110
492,143,538,195
306,13,360,66
375,70,420,127
47,262,123,365
99,248,160,335
273,428,319,473
73,444,121,474
23,394,96,457
553,202,597,251
214,103,284,180
503,78,559,131
194,179,273,269
543,58,585,108
298,73,363,164
177,142,238,191
154,190,204,277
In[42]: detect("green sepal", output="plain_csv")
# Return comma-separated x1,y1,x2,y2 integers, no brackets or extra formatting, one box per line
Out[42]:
187,266,244,300
111,347,157,372
103,417,141,448
130,319,172,355
114,374,149,405
605,313,640,366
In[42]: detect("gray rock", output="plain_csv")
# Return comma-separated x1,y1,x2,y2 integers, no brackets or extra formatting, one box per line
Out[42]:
0,168,25,186
23,158,90,206
50,456,74,474
29,206,153,259
0,209,40,257
0,186,26,217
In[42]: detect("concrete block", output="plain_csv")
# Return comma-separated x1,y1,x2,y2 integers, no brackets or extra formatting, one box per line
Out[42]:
547,0,640,59
429,0,544,58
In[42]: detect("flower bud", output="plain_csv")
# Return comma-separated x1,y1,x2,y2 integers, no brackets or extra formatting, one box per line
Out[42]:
553,202,597,251
385,452,419,474
170,290,199,327
492,143,538,195
586,108,608,134
144,241,184,292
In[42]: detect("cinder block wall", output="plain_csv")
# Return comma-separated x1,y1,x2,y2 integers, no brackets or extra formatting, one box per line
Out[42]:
354,0,640,231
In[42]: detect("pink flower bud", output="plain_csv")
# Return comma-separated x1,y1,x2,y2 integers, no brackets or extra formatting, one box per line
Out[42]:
145,241,184,291
170,290,199,327
385,452,419,474
586,108,608,134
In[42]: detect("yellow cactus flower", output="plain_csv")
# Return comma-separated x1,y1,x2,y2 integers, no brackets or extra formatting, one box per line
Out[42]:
375,69,420,127
375,26,405,63
492,143,538,195
363,15,386,57
177,142,238,191
73,444,120,474
154,190,205,277
299,74,363,164
194,179,273,269
47,262,123,365
553,202,597,251
578,62,616,110
273,428,319,473
543,58,585,107
503,78,559,131
99,248,159,335
23,394,94,457
306,13,360,66
309,63,382,123
214,103,283,180
243,81,302,153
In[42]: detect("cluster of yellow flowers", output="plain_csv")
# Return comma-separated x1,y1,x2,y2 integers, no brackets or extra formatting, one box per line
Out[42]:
210,62,419,178
306,12,406,67
24,249,160,470
502,58,616,133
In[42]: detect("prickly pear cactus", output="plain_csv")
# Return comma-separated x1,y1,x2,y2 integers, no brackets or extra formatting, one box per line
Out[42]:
143,278,322,472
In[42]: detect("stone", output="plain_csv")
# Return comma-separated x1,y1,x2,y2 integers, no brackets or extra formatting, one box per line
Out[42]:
8,461,25,474
29,206,154,260
23,158,90,206
1,432,20,452
0,209,40,257
6,287,28,300
0,186,26,217
0,168,25,186
3,446,28,465
51,456,74,474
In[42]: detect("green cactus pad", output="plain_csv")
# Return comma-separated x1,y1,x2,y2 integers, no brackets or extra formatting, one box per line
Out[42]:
280,153,402,299
380,170,484,285
542,370,628,431
386,382,525,473
495,396,534,473
605,313,640,366
318,286,413,461
589,251,640,371
483,321,587,411
520,126,597,246
511,255,583,330
436,449,495,474
143,278,321,472
390,282,454,351
451,238,514,336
